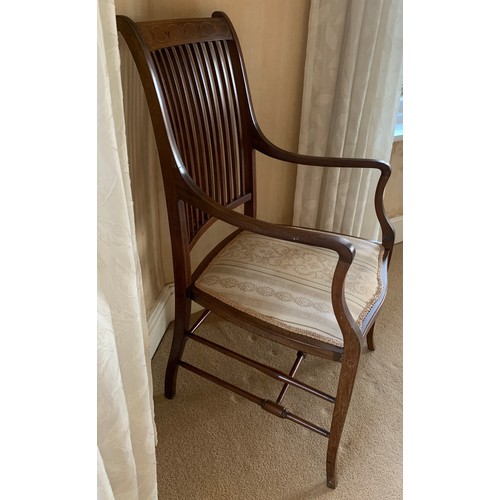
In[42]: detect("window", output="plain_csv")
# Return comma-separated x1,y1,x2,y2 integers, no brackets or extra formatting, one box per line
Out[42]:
394,86,403,141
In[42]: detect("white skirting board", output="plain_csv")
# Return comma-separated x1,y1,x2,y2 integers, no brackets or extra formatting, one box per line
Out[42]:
148,217,403,358
391,215,403,244
147,284,203,359
147,284,175,358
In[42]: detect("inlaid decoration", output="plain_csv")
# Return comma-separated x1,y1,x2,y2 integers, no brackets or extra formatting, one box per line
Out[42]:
138,18,232,51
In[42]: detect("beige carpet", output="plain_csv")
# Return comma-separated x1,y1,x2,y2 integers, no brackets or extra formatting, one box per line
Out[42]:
151,243,403,500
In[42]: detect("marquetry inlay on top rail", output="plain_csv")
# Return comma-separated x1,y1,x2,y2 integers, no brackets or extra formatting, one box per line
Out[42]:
137,18,233,51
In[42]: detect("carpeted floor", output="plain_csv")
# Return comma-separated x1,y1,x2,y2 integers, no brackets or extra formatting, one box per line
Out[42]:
151,243,403,499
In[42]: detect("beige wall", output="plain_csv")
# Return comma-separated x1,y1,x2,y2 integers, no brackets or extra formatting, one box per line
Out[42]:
115,0,403,313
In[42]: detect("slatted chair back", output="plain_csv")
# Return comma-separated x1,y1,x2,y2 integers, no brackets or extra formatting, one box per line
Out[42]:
118,14,255,248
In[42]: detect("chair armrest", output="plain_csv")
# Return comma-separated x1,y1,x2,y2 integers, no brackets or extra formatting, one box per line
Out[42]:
178,173,355,262
251,127,395,250
252,127,391,175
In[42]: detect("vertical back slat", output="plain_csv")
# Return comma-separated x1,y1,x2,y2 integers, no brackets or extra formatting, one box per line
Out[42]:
191,43,218,201
218,40,243,200
213,40,235,203
200,42,227,205
209,41,233,205
184,44,213,198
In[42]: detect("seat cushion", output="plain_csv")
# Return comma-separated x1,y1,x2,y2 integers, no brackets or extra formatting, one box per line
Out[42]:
194,231,384,347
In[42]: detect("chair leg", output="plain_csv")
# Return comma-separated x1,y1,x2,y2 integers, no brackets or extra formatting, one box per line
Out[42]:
367,323,376,351
164,295,191,399
326,349,361,489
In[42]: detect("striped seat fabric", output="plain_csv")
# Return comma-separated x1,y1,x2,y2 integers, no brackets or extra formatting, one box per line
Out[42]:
195,231,384,347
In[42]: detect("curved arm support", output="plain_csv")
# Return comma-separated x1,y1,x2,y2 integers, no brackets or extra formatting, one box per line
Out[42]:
177,170,355,261
252,128,391,175
252,128,395,251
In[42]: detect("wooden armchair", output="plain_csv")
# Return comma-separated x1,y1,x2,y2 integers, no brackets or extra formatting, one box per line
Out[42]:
117,12,395,489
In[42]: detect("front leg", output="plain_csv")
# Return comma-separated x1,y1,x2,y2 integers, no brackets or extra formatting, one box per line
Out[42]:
326,346,361,489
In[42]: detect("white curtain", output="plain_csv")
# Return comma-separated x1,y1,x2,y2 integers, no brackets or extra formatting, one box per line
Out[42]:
293,0,403,240
97,0,158,498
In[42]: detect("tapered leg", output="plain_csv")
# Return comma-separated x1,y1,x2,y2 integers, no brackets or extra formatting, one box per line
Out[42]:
367,323,376,351
326,348,361,489
164,295,191,399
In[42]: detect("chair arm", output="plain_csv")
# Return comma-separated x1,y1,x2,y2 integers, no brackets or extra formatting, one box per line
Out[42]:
252,128,395,251
178,174,355,263
252,127,391,175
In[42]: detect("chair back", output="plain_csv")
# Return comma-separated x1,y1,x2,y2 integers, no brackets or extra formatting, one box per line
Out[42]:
118,13,256,247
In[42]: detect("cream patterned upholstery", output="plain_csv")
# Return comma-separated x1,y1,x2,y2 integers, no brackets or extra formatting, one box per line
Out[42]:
195,231,384,347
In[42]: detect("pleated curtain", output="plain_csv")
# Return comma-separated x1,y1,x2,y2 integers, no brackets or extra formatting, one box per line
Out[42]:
97,0,158,498
293,0,403,240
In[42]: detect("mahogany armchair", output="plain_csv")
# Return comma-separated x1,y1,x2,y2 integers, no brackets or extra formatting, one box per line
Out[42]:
117,12,394,489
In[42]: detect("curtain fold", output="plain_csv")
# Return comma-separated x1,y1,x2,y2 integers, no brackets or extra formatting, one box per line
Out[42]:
293,0,403,240
97,0,158,498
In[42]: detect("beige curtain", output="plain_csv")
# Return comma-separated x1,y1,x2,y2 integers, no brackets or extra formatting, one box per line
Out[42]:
293,0,403,240
97,0,157,498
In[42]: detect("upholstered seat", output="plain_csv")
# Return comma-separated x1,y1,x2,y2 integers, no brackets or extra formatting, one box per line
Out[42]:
195,231,384,347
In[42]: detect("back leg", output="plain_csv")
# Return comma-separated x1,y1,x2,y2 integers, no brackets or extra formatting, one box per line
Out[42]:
367,323,376,351
164,295,191,399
